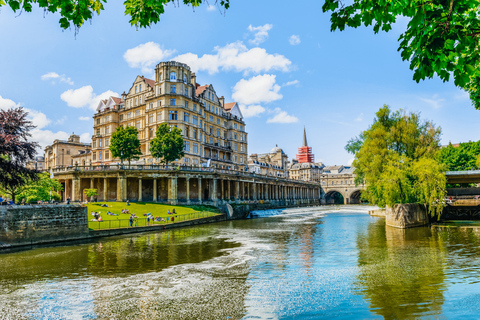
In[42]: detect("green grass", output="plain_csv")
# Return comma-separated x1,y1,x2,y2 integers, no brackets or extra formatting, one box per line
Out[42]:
86,202,221,230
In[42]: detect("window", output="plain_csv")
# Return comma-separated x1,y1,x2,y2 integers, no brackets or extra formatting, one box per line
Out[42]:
158,87,162,95
149,114,154,123
208,92,211,99
157,100,162,107
224,121,227,127
93,152,96,161
224,131,227,139
184,101,188,109
184,87,188,96
217,118,220,124
240,125,244,131
170,98,176,106
149,102,153,109
209,115,213,122
120,114,124,121
184,126,189,137
193,104,197,111
99,151,102,160
184,112,189,122
157,112,162,121
169,110,177,120
136,121,141,129
184,141,190,152
105,126,110,134
192,129,197,140
170,85,176,93
234,123,238,129
216,129,220,137
234,143,237,151
209,137,213,144
105,138,109,146
139,96,142,104
170,72,176,81
135,98,137,106
149,128,154,139
234,133,237,140
135,86,137,93
240,145,243,152
127,112,132,119
96,129,100,135
136,109,140,116
183,74,187,82
209,126,213,134
96,118,100,125
139,84,142,92
192,116,198,125
193,143,198,154
105,151,109,159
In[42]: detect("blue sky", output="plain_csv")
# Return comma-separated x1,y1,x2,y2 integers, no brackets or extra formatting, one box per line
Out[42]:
0,0,478,165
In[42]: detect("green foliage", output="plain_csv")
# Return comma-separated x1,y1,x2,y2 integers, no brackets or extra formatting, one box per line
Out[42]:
347,105,446,217
438,140,480,171
109,126,142,165
323,0,480,109
149,123,185,165
84,188,98,199
1,0,230,30
15,172,63,204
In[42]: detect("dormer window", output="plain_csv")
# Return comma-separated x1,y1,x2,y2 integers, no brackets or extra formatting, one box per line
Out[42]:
139,84,142,92
135,86,137,93
170,72,176,81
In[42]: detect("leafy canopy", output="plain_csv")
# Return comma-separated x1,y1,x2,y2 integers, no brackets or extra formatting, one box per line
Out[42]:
346,105,446,217
323,0,480,109
1,0,230,30
150,123,185,165
109,126,142,164
0,107,39,201
437,140,480,171
14,172,64,204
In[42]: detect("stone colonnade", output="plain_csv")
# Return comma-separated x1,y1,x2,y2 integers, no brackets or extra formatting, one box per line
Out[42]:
58,173,320,205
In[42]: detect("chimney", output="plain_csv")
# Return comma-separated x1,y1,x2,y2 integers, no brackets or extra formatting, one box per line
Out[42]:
219,96,225,107
121,91,127,101
191,72,196,86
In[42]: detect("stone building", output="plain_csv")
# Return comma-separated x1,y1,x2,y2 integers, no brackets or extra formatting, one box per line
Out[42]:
44,134,91,170
91,61,248,170
248,145,289,177
26,156,45,171
288,128,324,182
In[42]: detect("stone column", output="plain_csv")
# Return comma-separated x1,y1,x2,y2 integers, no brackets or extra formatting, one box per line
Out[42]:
169,177,178,205
103,178,108,201
198,177,202,203
227,180,231,201
220,179,224,201
236,181,240,200
153,178,158,202
65,180,69,202
247,182,250,200
72,177,81,202
212,179,218,202
186,177,190,204
252,182,256,201
90,178,94,201
138,177,143,202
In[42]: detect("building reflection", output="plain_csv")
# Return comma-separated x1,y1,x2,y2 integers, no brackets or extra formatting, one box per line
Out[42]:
355,220,447,319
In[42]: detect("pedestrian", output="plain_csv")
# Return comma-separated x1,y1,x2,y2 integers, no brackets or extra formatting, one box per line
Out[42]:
126,199,130,206
21,198,25,205
66,197,70,205
129,214,134,227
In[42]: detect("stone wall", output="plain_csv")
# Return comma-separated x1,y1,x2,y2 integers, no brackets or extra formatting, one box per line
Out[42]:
385,204,430,228
0,205,88,247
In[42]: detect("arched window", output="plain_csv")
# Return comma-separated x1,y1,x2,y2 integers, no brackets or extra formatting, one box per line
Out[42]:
170,72,176,81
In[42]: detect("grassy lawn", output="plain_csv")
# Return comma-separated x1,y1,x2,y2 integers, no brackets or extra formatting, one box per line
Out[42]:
86,202,221,230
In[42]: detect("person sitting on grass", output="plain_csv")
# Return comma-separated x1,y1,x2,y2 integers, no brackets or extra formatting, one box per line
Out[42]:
172,209,176,214
167,209,171,215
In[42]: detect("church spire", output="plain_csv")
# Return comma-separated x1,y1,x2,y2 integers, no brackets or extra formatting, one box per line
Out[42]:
302,126,308,147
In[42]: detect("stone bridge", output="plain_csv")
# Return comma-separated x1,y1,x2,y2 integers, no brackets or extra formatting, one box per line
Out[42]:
320,172,365,204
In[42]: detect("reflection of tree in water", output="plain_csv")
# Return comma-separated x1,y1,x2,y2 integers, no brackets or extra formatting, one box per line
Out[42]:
355,220,447,319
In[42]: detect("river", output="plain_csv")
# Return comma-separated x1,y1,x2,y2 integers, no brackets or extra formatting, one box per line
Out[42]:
1,205,480,319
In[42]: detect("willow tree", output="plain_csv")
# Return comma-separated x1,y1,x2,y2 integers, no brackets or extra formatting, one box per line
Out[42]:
346,105,446,217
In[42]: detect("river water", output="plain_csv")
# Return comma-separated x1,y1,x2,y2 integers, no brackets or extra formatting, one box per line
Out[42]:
1,206,480,319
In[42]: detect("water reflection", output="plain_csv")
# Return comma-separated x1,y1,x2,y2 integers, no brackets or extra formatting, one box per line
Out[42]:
356,221,447,319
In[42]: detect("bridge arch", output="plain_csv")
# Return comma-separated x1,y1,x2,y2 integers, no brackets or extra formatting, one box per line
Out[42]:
325,189,346,204
347,189,363,204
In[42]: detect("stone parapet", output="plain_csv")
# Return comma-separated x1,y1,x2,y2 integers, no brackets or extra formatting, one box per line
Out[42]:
385,204,429,228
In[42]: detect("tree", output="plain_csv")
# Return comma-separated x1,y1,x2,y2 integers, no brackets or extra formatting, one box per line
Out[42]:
150,123,185,166
84,188,98,202
346,105,446,217
0,107,39,202
1,0,230,30
14,172,63,204
437,140,480,171
323,0,480,109
109,126,142,165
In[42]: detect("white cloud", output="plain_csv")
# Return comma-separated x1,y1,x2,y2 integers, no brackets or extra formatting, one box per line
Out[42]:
32,128,69,150
79,116,91,121
80,132,91,143
41,72,74,85
266,108,299,124
355,113,364,122
420,94,445,109
238,104,266,118
232,74,282,105
174,41,291,75
124,42,176,74
207,4,216,11
283,80,299,87
0,95,19,109
289,35,301,46
61,85,119,111
248,24,273,45
348,158,355,165
0,95,51,129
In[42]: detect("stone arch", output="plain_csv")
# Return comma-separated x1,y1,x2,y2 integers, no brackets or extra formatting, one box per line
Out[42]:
325,189,346,204
348,189,363,204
